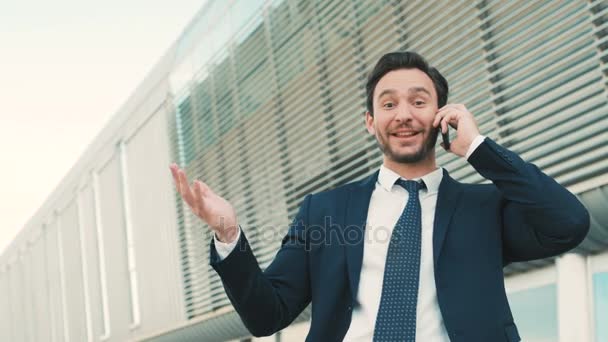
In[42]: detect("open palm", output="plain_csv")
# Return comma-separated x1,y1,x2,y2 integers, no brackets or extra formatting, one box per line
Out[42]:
169,163,238,242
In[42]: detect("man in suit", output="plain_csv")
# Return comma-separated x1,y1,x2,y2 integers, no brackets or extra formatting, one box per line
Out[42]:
169,51,590,342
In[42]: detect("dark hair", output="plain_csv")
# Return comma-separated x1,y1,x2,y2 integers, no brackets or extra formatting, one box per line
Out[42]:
365,51,448,115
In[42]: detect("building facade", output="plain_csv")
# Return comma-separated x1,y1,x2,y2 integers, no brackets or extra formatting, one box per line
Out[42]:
1,0,608,341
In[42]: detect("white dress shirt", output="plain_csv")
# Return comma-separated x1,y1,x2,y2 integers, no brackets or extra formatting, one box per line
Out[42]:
214,136,487,341
343,165,448,341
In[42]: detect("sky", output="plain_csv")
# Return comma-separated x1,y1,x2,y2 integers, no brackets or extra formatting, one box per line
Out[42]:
0,0,207,254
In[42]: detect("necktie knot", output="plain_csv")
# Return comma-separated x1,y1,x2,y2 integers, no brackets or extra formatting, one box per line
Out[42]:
395,179,425,194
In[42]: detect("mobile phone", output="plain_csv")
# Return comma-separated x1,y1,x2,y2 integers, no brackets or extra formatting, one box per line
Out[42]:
441,126,450,151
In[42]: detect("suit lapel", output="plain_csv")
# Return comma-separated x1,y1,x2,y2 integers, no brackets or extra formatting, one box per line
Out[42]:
343,169,462,301
433,169,464,268
344,171,378,303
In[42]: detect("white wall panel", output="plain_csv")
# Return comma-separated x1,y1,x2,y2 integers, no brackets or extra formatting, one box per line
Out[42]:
0,270,12,341
79,183,107,339
124,108,184,335
97,154,131,341
61,199,88,341
10,261,26,341
31,233,52,341
45,221,65,342
21,251,34,342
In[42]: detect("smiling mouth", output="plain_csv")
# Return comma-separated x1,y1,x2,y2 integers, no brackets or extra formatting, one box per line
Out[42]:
391,131,419,138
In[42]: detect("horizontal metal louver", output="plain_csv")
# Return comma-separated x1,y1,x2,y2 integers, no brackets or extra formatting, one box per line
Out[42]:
166,0,608,328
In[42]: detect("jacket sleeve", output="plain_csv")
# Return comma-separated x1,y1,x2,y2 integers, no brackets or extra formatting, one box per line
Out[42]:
209,194,313,337
467,138,590,265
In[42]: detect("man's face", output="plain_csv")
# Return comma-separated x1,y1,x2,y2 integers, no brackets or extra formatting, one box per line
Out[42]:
365,68,439,164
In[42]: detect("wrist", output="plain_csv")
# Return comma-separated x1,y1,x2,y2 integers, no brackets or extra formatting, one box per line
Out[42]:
465,135,486,160
216,225,239,243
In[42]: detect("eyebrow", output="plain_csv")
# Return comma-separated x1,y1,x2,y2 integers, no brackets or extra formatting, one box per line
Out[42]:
376,87,432,100
409,87,432,97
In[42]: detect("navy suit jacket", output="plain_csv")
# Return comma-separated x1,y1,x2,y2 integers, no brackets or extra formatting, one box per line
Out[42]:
210,138,589,342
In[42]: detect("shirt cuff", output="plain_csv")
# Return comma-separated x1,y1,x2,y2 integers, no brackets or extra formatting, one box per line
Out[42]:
213,226,241,261
466,135,486,160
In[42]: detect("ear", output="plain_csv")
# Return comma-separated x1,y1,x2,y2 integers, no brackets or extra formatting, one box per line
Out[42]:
365,111,375,135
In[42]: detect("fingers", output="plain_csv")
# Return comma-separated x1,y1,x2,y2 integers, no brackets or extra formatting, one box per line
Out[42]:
169,163,196,208
179,170,197,207
433,107,448,128
193,180,203,215
198,180,212,197
441,116,449,134
169,163,180,192
434,108,458,133
170,163,213,214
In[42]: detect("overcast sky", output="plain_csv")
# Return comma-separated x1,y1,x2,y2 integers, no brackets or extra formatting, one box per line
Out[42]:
0,0,207,254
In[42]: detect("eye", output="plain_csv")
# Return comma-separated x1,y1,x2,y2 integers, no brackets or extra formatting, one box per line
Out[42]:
414,100,425,106
383,102,395,109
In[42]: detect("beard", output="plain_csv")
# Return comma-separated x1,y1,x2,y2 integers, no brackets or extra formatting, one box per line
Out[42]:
375,127,439,163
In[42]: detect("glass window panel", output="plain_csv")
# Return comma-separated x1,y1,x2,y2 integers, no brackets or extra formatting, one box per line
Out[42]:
507,284,558,342
176,96,197,165
169,57,193,94
231,0,264,40
594,272,608,342
209,3,232,60
191,35,212,72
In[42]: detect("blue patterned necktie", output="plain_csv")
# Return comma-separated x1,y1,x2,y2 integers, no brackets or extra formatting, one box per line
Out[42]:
373,179,425,342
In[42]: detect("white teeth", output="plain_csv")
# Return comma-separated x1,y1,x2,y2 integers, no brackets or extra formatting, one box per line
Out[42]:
394,132,416,137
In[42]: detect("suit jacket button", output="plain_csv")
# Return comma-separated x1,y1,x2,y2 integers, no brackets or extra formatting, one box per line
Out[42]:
347,305,352,311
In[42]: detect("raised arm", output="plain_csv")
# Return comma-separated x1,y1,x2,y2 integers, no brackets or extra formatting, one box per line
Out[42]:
468,138,590,264
433,105,590,265
209,195,312,337
169,163,312,336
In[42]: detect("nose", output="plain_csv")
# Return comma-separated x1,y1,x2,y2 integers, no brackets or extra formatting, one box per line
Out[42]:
394,104,414,122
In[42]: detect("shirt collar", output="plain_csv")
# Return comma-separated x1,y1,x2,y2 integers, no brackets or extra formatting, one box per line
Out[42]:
378,164,443,194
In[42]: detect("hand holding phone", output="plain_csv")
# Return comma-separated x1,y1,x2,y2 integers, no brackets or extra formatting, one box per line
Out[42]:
434,104,481,158
441,127,450,151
